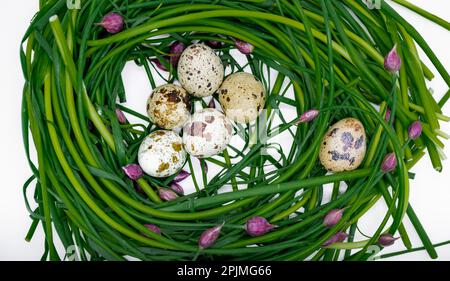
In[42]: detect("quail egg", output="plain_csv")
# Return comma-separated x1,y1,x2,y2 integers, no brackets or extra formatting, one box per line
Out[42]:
218,72,266,124
319,118,367,172
138,130,187,177
146,84,190,130
177,43,224,97
183,108,233,158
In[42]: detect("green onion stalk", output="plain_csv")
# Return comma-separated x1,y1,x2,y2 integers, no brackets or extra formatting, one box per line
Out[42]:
20,0,449,261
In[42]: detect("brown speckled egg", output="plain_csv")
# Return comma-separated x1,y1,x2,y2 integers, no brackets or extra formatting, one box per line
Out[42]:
319,118,366,172
138,130,187,177
182,108,232,158
147,84,190,130
177,43,224,97
218,72,265,124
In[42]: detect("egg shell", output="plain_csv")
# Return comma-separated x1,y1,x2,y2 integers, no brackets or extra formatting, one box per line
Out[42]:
138,130,187,177
218,72,266,124
183,108,233,158
177,43,224,97
147,84,190,130
319,118,367,172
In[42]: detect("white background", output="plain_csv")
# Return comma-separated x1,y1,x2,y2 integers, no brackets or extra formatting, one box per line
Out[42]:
1,0,449,261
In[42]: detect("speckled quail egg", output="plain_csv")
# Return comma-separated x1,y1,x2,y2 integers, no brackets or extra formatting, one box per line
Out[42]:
138,130,187,177
319,118,367,172
182,108,233,158
218,72,266,124
146,84,190,130
177,43,224,97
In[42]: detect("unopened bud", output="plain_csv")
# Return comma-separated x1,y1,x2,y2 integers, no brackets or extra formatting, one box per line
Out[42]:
245,216,276,237
323,208,345,228
122,164,143,181
408,120,422,140
322,231,348,247
98,13,124,34
144,224,161,235
198,223,224,249
159,188,178,201
381,152,397,173
235,39,254,55
384,44,401,73
297,109,319,124
378,234,399,247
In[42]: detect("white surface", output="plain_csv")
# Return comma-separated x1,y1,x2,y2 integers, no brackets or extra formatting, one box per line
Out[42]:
0,0,449,261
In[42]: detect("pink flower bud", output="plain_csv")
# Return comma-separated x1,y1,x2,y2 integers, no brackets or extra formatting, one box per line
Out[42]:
384,44,401,73
385,108,392,122
122,164,143,181
170,182,184,196
198,223,224,249
173,170,191,182
169,41,186,67
206,40,222,48
378,234,399,247
322,231,348,247
235,39,254,55
144,224,161,235
408,120,422,140
245,216,276,237
297,109,319,124
159,188,178,201
115,108,127,124
381,152,397,173
323,208,345,228
208,98,216,109
98,13,124,34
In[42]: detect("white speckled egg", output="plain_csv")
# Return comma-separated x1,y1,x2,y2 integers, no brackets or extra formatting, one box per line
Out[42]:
182,108,233,158
138,130,187,177
319,118,367,172
177,43,224,97
147,84,190,130
218,72,266,124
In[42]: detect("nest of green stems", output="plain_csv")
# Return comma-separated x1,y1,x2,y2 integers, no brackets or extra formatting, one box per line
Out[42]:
21,0,450,261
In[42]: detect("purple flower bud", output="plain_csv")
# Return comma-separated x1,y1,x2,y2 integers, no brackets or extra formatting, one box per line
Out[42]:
323,208,345,228
115,108,127,124
381,152,397,173
208,98,216,109
122,164,143,181
151,59,168,72
98,13,124,34
384,44,401,73
322,231,348,247
144,224,161,235
206,40,222,48
385,108,392,122
198,223,224,249
408,120,422,140
170,182,184,196
378,234,399,247
173,170,191,182
245,216,276,237
169,41,186,67
297,109,319,124
159,188,178,201
235,39,254,55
